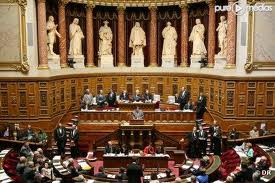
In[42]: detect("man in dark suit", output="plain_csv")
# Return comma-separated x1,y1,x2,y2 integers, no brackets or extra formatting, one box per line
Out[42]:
212,126,222,155
143,89,153,102
196,92,207,119
198,125,208,156
106,88,117,107
94,166,107,178
126,157,143,183
184,99,194,110
187,126,199,158
70,124,79,158
179,87,190,110
132,89,142,102
54,123,67,156
119,90,129,101
96,89,106,107
174,93,180,103
104,141,116,154
23,161,35,183
23,125,35,141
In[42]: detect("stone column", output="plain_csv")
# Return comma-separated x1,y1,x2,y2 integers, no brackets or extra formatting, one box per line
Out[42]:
37,0,48,69
180,4,188,67
226,0,237,68
149,6,158,67
207,0,216,68
58,0,68,68
86,4,95,67
117,6,126,67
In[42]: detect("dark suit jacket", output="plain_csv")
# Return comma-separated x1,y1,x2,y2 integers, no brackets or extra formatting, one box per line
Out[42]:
198,130,208,141
94,172,107,178
143,93,153,101
179,90,190,105
54,127,67,142
119,93,129,100
126,162,143,183
104,145,115,154
23,167,35,183
106,92,117,106
70,129,79,144
197,95,207,112
188,131,199,143
132,94,142,102
184,103,193,110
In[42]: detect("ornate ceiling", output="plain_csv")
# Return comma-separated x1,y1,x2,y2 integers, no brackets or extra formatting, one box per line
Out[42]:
68,0,208,7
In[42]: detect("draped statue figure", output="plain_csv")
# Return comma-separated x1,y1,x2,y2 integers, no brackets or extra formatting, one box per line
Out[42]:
129,22,146,56
46,16,61,56
69,18,84,56
98,21,113,56
162,22,178,56
216,16,228,57
189,19,207,56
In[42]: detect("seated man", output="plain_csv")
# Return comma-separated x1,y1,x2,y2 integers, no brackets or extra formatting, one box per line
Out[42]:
143,89,153,103
37,129,48,143
81,89,93,109
184,99,194,110
119,90,130,101
20,141,33,159
94,166,107,178
23,125,35,141
144,143,156,155
16,156,27,176
249,126,259,138
132,107,144,120
256,156,269,171
2,126,10,137
174,93,180,104
228,128,239,140
104,141,116,154
96,89,106,107
132,89,142,102
259,125,271,136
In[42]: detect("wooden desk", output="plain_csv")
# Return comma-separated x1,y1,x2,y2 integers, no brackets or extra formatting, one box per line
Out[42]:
103,155,169,168
78,111,196,123
118,102,156,111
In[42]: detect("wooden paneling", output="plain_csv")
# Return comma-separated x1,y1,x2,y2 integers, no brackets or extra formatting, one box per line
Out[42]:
0,74,274,131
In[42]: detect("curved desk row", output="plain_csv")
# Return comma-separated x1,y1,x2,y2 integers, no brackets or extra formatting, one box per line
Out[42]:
0,149,14,183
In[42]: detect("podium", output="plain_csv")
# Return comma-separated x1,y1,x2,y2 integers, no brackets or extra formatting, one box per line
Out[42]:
129,119,144,125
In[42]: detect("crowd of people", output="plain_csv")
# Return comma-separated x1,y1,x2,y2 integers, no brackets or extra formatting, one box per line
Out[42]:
17,143,56,182
81,86,208,120
1,124,47,143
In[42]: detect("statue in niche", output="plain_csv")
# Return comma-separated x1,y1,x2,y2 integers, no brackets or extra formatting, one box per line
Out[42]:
46,16,61,56
98,20,113,56
162,22,178,56
129,22,146,56
216,16,228,57
69,18,85,56
189,18,207,56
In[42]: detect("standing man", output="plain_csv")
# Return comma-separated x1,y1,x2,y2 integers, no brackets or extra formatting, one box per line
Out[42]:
212,126,222,155
198,125,207,156
70,125,79,158
179,87,190,110
187,126,199,158
96,90,106,107
81,89,93,110
106,88,117,107
54,123,67,156
209,120,218,152
143,89,153,103
196,92,207,119
126,157,143,183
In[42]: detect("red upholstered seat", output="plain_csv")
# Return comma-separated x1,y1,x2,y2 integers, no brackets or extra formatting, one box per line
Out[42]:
3,163,14,170
9,152,18,159
6,169,17,176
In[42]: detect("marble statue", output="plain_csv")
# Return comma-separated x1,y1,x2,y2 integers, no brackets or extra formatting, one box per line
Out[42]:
129,22,146,56
162,22,178,56
69,18,84,56
46,16,61,56
98,20,113,56
216,16,228,57
189,19,207,56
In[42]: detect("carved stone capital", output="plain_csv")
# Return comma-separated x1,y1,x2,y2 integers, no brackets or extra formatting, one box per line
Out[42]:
179,3,188,10
58,0,69,7
148,5,157,12
206,0,215,7
117,5,126,12
86,3,95,10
